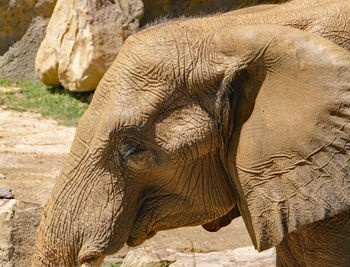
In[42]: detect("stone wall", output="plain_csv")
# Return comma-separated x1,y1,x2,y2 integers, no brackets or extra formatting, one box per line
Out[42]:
0,0,56,79
0,199,42,267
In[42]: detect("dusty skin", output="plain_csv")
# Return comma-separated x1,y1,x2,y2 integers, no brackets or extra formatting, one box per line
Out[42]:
33,0,350,266
0,106,253,264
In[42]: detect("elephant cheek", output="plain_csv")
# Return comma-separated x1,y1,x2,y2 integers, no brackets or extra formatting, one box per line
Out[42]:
202,205,241,232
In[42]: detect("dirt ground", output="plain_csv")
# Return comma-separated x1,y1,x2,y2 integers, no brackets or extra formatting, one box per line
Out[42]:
0,106,253,265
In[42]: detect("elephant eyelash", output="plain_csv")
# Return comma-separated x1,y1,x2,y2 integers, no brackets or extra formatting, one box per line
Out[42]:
120,142,146,160
121,147,136,160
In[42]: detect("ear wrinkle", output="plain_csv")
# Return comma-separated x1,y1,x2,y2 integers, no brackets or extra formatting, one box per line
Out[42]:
215,69,244,156
215,63,268,166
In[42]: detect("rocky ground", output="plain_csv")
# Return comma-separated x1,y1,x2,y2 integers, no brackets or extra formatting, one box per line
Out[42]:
0,103,275,266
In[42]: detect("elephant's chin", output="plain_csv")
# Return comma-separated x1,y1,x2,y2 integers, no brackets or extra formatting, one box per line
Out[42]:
127,230,157,247
125,206,158,247
126,193,178,247
202,206,240,232
126,212,157,247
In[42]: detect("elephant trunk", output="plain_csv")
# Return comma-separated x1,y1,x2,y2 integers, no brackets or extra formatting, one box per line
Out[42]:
32,196,77,266
32,147,138,266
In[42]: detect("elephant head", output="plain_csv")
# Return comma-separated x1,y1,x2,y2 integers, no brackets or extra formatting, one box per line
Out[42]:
33,17,350,267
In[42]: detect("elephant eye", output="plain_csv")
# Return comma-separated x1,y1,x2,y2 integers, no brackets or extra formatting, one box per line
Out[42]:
120,141,145,159
119,140,154,170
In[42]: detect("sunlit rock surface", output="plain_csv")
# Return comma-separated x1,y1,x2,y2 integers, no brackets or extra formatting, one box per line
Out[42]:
35,0,143,92
121,246,276,267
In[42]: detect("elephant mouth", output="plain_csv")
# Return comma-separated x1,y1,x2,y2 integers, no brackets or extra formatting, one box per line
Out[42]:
126,215,157,247
202,205,241,232
127,229,157,247
126,192,178,247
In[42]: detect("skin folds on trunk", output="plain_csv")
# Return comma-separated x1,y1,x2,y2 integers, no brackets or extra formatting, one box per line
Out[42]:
33,137,141,266
33,0,350,265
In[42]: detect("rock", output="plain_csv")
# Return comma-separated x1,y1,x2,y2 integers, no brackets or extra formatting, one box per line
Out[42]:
35,0,144,92
0,188,14,199
0,0,56,55
0,16,50,79
0,0,57,79
121,246,276,267
10,201,43,267
0,199,43,266
0,174,6,179
0,199,16,267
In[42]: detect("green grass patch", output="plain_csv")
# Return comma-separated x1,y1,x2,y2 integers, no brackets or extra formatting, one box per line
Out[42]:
0,78,91,127
0,77,12,87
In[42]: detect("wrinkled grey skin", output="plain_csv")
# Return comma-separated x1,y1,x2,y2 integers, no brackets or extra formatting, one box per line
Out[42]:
33,0,350,266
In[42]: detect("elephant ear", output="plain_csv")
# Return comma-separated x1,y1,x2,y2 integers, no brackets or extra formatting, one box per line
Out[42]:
213,25,350,251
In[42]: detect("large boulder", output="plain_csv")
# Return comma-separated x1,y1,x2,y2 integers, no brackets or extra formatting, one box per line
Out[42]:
35,0,144,92
0,0,56,55
36,0,287,92
0,0,56,79
0,199,16,267
0,199,43,267
121,246,276,267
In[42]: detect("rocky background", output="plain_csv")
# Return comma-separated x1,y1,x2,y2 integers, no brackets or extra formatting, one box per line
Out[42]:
0,0,56,79
1,0,288,91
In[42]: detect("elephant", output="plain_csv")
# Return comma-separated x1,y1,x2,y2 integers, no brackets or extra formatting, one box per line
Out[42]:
33,0,350,266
